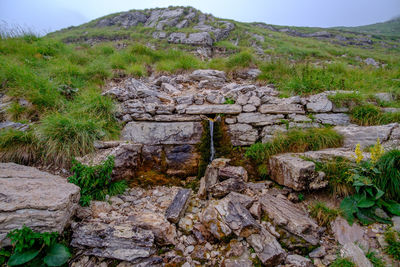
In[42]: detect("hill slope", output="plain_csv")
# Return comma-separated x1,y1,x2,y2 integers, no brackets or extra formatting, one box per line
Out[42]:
334,17,400,39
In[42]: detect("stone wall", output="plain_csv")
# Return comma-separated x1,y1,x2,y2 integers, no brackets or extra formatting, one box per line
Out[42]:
102,69,396,177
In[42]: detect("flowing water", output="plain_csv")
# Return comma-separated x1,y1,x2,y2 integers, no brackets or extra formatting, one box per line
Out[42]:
209,119,215,162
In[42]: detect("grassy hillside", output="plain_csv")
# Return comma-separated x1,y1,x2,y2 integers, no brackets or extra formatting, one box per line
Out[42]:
334,17,400,39
1,6,400,169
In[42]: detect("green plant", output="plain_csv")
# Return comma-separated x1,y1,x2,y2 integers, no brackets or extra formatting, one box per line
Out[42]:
224,98,235,104
68,156,127,206
384,228,400,261
328,92,364,108
350,104,381,126
309,201,340,226
340,159,400,225
330,257,355,267
6,225,70,266
298,193,304,202
375,149,400,201
0,129,39,164
365,250,386,267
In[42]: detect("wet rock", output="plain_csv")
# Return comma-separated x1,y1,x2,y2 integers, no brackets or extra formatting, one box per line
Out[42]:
340,243,373,267
77,141,142,180
314,113,350,126
186,104,242,114
259,192,322,245
259,104,305,114
165,145,199,176
122,121,202,145
285,254,313,267
269,153,327,191
165,189,192,223
71,222,155,262
0,163,80,247
198,161,220,199
246,227,286,266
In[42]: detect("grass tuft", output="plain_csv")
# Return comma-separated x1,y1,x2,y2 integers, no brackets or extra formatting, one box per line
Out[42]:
309,201,341,226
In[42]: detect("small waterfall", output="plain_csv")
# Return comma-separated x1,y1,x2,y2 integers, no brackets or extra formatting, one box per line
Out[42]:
209,119,215,162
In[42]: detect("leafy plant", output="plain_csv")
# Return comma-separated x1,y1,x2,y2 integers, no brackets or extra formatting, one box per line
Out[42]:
6,226,70,266
340,158,400,225
298,193,304,202
224,98,235,104
68,156,127,206
384,228,400,261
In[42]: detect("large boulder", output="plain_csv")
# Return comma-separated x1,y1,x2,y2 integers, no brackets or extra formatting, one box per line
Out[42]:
0,163,80,247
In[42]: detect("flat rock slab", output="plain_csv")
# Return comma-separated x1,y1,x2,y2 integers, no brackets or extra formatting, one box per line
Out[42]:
259,104,305,114
259,193,322,245
165,189,191,224
185,104,242,114
0,163,80,247
121,121,202,145
71,222,155,262
334,123,398,148
331,217,367,248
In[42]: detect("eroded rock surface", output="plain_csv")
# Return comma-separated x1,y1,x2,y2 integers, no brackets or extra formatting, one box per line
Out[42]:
0,163,80,247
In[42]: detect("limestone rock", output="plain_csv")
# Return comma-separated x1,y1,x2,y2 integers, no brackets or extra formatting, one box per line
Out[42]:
331,217,367,247
186,104,242,114
218,165,248,182
334,123,398,148
122,121,202,145
340,243,373,267
246,227,286,266
208,178,246,198
228,123,258,146
285,254,313,267
165,189,192,224
259,104,305,114
0,121,29,131
0,163,80,247
306,93,333,112
71,222,155,262
190,69,227,82
268,153,326,191
314,113,350,126
237,112,284,126
259,193,322,245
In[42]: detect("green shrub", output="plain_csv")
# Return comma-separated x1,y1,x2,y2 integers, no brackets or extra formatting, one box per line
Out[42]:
5,226,70,266
309,201,341,226
384,228,400,261
0,129,39,164
375,150,400,202
330,257,355,267
68,156,127,206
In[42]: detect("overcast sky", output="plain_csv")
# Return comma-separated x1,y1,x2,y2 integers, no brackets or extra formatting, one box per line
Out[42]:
1,0,399,34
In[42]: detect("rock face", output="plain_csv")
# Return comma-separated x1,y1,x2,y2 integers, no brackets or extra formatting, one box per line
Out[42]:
122,121,202,145
0,163,80,247
71,222,155,262
259,192,322,246
335,123,399,148
268,153,327,191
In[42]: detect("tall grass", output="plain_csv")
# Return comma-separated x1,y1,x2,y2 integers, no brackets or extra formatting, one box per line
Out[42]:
375,150,400,202
350,104,400,125
0,129,39,164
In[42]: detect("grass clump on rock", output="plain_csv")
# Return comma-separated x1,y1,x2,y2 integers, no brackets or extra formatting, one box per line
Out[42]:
309,201,341,227
245,127,343,176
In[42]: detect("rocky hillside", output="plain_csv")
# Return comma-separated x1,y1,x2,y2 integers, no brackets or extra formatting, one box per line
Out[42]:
334,17,400,39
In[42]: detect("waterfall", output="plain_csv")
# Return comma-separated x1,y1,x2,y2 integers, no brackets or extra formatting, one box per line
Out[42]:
209,119,215,162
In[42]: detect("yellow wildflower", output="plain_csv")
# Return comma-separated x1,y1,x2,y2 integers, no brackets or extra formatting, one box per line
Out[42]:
353,143,364,164
370,138,384,164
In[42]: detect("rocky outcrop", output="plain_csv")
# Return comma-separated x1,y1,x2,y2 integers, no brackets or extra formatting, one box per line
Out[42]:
0,163,80,247
268,153,327,191
259,192,323,246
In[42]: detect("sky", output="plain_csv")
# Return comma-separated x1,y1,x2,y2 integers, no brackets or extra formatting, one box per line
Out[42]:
1,0,399,34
